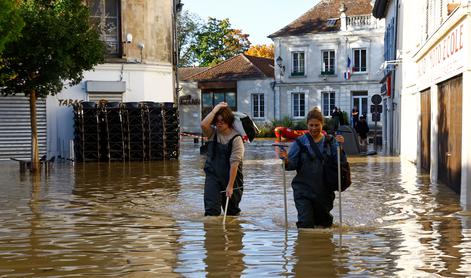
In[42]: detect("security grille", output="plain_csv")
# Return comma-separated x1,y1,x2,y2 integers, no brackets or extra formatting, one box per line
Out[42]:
0,95,47,160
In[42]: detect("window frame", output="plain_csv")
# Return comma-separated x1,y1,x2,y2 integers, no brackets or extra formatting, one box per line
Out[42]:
322,91,336,117
291,92,306,119
251,93,265,119
321,50,336,75
352,48,367,73
88,0,122,57
291,51,305,76
201,90,237,118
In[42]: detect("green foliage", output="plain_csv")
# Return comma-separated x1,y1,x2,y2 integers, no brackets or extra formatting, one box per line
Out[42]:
0,0,105,97
0,0,24,54
341,111,349,125
256,117,308,138
177,10,203,67
190,17,251,66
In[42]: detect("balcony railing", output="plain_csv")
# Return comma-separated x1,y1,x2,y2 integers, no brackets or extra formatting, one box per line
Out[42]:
346,15,383,30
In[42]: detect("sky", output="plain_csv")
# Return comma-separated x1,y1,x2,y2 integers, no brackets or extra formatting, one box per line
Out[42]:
182,0,320,45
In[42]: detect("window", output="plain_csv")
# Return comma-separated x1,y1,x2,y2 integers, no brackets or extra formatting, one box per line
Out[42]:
322,92,336,117
292,93,305,118
252,94,264,119
321,50,335,75
201,91,237,117
352,92,368,118
352,48,367,72
88,0,120,56
291,52,305,76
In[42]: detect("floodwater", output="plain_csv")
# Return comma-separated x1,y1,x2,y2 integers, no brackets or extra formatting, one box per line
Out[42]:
1,139,471,277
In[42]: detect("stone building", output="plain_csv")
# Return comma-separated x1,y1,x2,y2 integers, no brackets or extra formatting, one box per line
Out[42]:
269,0,384,131
178,54,274,134
373,0,471,209
0,0,181,160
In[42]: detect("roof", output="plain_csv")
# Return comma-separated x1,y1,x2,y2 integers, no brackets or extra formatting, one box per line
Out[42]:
178,67,209,81
185,54,274,81
269,0,373,38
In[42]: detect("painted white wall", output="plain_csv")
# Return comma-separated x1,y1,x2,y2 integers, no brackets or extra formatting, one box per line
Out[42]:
274,16,385,128
237,79,275,123
178,80,201,134
47,63,174,159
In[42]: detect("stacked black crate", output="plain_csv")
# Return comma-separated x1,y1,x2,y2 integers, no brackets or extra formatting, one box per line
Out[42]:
74,101,100,162
96,102,109,161
162,102,179,159
122,102,145,161
103,102,125,161
144,102,164,160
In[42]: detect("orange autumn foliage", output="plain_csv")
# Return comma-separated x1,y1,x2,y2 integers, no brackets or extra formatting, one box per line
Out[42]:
245,44,274,59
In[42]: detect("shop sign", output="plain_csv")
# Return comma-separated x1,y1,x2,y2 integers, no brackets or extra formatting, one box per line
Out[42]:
417,20,467,85
179,95,200,105
58,99,82,107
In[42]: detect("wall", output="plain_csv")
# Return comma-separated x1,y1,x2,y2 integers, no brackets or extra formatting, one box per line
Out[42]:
237,79,275,123
47,63,174,160
122,0,173,64
178,80,201,133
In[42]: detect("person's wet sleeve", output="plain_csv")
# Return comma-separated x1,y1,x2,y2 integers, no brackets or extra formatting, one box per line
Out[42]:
285,142,300,171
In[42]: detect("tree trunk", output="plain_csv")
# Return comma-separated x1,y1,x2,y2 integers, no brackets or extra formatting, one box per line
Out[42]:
29,90,39,173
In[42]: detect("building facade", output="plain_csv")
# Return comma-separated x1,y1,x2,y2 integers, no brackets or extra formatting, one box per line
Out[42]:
46,0,180,160
269,0,385,134
178,54,274,134
374,0,471,209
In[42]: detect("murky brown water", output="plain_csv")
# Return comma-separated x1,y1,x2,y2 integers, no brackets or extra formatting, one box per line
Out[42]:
1,139,471,277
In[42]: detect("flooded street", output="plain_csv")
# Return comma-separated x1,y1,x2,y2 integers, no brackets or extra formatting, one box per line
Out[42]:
1,139,471,277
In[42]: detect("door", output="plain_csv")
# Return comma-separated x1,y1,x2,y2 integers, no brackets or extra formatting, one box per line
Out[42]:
420,89,431,171
352,92,368,119
437,75,462,193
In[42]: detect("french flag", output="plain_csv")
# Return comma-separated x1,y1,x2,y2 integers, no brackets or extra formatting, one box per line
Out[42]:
344,56,351,80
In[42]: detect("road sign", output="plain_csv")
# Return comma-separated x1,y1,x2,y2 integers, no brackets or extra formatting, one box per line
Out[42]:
370,104,383,113
372,112,381,121
372,94,382,105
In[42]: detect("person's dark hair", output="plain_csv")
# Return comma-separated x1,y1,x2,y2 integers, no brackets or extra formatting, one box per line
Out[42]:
306,107,324,125
212,106,235,128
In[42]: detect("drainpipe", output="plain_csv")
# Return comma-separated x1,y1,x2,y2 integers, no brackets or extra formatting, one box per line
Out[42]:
390,0,399,155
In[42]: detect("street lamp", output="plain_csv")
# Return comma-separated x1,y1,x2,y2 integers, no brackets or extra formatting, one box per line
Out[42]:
276,56,285,76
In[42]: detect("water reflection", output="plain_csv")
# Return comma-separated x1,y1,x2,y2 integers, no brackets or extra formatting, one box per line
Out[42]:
0,139,471,277
204,220,244,277
292,230,337,277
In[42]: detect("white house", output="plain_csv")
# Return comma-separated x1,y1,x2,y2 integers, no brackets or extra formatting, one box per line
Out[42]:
178,54,274,134
374,0,471,209
269,0,385,133
0,0,180,160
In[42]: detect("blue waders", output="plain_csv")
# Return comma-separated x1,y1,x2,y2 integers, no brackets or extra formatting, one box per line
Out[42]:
204,133,243,216
292,137,335,228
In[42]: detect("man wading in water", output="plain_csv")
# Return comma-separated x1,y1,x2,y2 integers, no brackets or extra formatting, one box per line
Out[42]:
201,102,245,216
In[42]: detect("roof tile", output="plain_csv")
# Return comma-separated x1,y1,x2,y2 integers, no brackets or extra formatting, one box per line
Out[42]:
269,0,373,38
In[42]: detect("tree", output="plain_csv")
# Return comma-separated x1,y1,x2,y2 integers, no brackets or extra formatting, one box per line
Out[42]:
176,10,203,67
0,0,105,172
191,17,251,66
245,44,274,59
0,0,23,54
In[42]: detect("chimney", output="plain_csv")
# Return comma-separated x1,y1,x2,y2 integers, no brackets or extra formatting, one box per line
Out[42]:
340,3,347,31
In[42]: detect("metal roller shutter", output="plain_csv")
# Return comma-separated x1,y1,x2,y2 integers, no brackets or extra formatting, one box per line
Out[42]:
0,95,47,160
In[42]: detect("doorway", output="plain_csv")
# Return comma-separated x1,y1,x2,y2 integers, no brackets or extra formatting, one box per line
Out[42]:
352,91,368,119
420,89,431,171
437,75,462,193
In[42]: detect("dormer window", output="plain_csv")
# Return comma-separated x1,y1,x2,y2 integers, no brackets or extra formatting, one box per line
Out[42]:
326,18,338,27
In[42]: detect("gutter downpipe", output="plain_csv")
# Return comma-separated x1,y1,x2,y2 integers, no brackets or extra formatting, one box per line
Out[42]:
391,0,399,155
